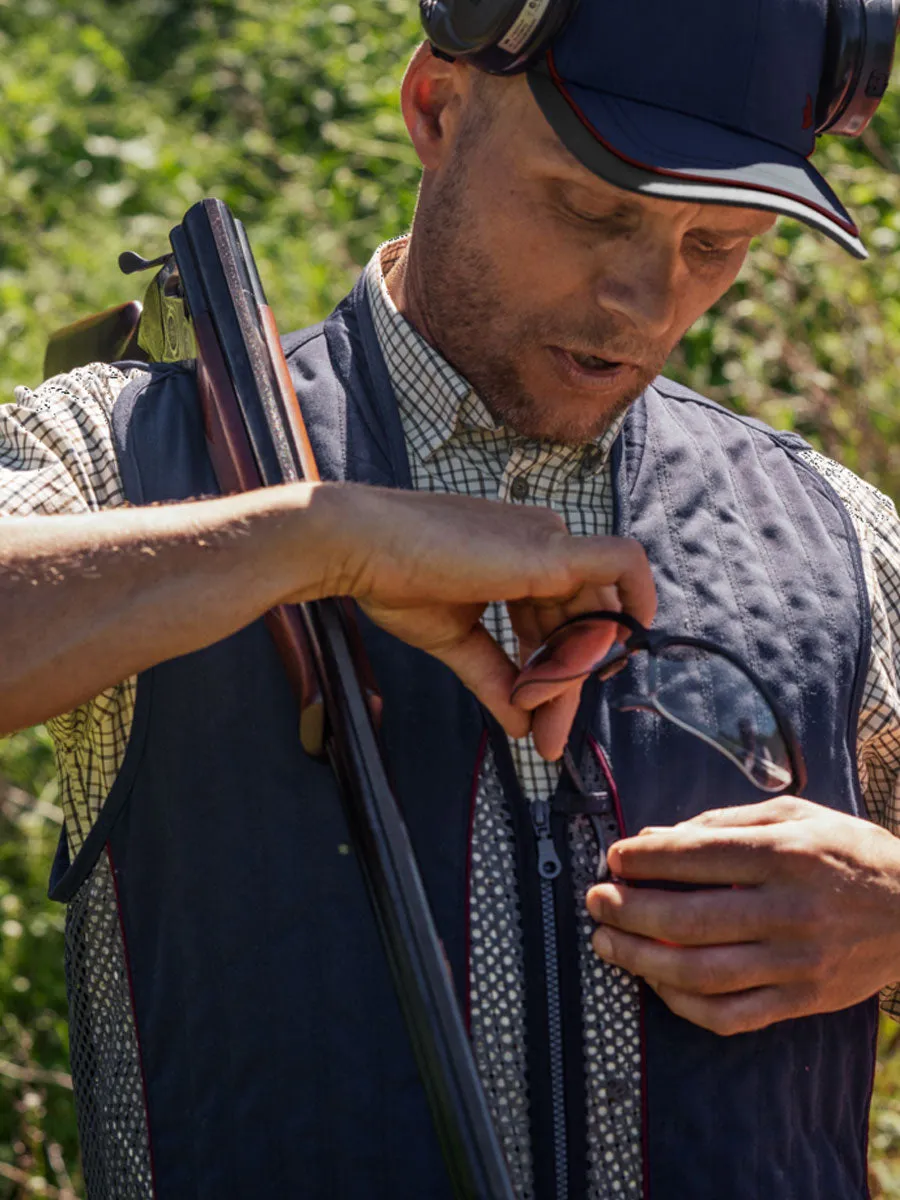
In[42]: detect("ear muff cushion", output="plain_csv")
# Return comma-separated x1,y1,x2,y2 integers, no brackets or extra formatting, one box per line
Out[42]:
817,0,865,130
817,0,898,135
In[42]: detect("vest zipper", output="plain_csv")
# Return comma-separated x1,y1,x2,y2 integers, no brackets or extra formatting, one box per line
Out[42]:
530,797,568,1200
489,729,586,1199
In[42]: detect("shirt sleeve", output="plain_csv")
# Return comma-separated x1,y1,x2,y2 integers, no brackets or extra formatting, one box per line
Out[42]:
0,363,137,517
798,449,900,1020
798,449,900,835
0,364,141,855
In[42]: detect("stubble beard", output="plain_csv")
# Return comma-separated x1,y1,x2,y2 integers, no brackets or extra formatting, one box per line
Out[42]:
404,160,664,446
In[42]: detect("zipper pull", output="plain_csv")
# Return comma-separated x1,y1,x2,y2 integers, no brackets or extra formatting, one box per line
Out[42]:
531,799,562,880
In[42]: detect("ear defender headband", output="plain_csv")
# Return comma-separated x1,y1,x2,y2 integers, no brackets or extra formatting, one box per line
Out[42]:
419,0,576,74
420,0,899,137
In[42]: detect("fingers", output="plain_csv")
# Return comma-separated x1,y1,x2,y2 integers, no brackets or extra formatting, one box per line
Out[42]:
586,882,773,946
530,686,584,762
510,609,620,711
591,926,800,996
437,626,529,740
607,825,777,886
673,797,815,829
521,532,654,625
572,537,656,628
647,982,796,1037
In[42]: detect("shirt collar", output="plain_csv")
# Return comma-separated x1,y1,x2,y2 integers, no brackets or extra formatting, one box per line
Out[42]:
364,237,624,478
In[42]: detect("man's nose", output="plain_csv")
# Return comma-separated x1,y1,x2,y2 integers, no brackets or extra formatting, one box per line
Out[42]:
592,241,679,339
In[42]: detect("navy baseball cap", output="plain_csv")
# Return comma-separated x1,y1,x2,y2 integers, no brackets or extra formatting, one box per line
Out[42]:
528,0,868,259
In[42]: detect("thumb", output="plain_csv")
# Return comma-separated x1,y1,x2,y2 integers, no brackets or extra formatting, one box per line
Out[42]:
436,626,530,740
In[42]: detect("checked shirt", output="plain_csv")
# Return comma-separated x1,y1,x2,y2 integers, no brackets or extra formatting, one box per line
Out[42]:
2,239,900,1198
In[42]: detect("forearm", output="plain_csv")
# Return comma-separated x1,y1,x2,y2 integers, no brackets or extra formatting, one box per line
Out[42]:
0,482,342,733
0,473,657,751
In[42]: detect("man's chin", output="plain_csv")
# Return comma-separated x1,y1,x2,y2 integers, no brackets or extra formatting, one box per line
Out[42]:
486,388,643,446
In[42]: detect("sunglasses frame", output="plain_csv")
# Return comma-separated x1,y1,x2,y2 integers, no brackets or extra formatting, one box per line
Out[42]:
528,609,808,796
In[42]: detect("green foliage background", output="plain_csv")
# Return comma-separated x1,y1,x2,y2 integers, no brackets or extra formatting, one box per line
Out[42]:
2,0,900,1194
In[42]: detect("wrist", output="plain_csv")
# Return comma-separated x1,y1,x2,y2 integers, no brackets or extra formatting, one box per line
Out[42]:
252,480,367,605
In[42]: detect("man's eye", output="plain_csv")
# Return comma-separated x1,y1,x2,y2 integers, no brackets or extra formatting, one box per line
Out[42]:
565,205,612,226
687,237,735,262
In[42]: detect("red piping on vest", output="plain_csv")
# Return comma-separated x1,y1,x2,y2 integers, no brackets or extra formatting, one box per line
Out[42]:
587,734,627,836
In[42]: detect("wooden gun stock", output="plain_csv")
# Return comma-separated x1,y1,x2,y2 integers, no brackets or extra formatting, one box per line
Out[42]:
44,300,145,379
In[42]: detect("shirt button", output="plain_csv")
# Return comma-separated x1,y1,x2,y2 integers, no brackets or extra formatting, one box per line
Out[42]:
606,1077,630,1104
581,447,604,478
510,476,530,502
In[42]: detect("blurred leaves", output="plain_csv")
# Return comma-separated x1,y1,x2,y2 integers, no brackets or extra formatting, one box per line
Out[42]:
0,738,76,1198
0,0,421,394
4,1,900,495
671,119,900,492
3,0,900,1195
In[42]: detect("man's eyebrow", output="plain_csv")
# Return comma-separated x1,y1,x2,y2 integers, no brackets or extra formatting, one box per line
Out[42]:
546,167,642,214
692,223,772,239
537,141,773,237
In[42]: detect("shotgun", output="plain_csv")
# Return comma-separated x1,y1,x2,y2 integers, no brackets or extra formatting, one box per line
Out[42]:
61,199,516,1199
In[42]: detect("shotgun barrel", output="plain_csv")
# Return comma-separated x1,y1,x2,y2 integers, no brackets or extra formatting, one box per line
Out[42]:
163,198,515,1200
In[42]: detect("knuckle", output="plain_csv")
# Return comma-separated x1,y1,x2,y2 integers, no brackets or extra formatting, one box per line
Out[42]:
775,829,819,870
765,796,806,821
696,808,731,825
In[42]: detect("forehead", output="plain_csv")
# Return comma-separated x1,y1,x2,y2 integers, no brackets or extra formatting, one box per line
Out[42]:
483,73,777,236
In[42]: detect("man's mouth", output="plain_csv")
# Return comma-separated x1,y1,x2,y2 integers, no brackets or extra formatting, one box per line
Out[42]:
548,345,637,385
568,350,622,373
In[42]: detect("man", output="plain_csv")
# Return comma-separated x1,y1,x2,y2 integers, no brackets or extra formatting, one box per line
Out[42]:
2,0,900,1196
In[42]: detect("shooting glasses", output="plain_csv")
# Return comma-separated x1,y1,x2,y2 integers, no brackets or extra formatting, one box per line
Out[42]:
514,610,807,796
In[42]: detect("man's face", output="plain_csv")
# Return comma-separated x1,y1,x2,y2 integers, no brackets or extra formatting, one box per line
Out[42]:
400,55,776,444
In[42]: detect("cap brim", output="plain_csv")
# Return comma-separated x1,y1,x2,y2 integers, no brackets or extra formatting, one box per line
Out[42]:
528,56,867,261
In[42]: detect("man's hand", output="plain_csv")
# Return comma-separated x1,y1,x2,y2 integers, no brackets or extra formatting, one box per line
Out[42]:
585,797,900,1035
320,485,655,761
0,480,654,756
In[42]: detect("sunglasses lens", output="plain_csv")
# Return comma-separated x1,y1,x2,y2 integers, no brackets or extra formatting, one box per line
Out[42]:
651,645,794,792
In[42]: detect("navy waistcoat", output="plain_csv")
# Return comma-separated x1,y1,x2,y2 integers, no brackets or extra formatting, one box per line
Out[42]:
51,276,878,1200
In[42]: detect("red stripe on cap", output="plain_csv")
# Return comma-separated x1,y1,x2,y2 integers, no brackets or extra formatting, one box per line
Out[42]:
546,51,860,239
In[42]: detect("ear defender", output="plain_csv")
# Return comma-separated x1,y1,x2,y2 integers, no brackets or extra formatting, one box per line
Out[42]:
817,0,899,136
421,0,898,133
419,0,579,74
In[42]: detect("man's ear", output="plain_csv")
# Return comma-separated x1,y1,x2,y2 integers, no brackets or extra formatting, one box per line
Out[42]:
401,41,471,171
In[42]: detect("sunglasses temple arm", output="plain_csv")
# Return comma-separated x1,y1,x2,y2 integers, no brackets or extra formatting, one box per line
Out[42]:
564,748,620,883
613,694,658,714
